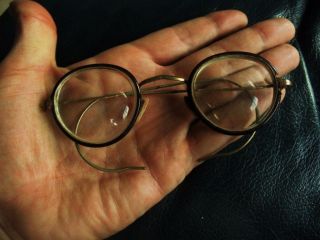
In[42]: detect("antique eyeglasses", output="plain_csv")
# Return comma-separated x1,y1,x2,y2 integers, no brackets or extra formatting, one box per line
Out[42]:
49,52,292,172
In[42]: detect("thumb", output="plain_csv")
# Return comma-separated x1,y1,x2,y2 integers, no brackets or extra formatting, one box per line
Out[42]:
2,0,57,70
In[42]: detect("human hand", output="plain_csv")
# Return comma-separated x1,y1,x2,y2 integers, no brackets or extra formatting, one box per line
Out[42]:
0,1,299,239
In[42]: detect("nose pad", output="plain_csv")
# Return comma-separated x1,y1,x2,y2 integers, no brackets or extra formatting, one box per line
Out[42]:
137,97,149,123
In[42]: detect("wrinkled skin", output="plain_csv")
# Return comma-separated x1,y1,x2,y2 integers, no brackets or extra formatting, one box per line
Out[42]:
0,1,299,239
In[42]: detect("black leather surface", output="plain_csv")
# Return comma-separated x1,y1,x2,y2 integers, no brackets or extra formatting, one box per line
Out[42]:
1,0,319,239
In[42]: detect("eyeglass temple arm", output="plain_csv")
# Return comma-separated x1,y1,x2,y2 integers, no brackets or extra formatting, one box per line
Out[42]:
194,77,291,90
45,76,186,109
75,143,146,173
140,76,292,95
73,95,146,173
139,75,292,94
197,131,257,162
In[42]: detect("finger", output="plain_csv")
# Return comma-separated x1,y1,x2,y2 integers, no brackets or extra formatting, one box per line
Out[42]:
129,10,248,65
1,0,57,74
173,18,296,76
187,43,299,162
260,43,300,76
262,43,300,102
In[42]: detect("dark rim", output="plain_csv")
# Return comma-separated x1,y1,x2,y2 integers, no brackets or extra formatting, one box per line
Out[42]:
186,51,281,136
51,64,142,148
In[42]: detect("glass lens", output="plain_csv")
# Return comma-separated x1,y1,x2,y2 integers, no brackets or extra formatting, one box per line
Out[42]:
55,66,139,145
191,54,276,132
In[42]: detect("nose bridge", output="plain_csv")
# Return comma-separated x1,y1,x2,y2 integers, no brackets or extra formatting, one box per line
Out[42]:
138,75,187,96
139,75,185,87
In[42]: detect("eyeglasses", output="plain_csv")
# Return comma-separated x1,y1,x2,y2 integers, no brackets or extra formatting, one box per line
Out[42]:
48,52,292,172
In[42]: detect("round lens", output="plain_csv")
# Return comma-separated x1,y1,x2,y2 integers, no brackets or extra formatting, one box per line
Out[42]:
53,65,140,146
191,53,277,133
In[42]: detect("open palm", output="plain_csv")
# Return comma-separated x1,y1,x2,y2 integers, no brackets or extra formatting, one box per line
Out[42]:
0,1,299,239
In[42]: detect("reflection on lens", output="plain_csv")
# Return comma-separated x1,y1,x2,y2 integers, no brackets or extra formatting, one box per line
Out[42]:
54,66,139,145
191,54,276,132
